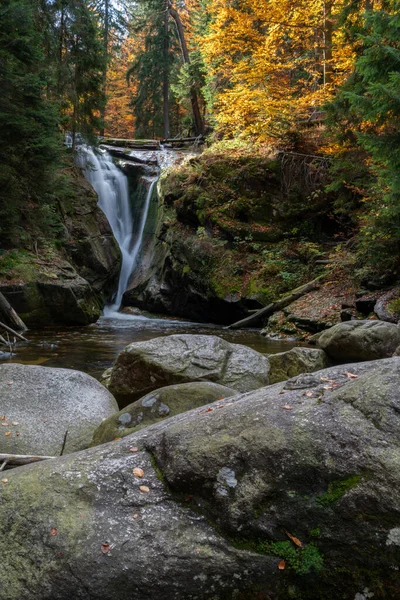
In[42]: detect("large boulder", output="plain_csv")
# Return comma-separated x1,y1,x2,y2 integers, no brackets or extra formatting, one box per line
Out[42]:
1,357,400,599
268,347,332,384
107,334,270,405
0,364,118,455
318,319,400,362
92,381,237,445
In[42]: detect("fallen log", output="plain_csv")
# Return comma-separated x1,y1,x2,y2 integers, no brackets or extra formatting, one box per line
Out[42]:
99,137,160,150
227,274,328,330
0,453,55,469
161,136,205,144
0,320,28,342
0,292,27,332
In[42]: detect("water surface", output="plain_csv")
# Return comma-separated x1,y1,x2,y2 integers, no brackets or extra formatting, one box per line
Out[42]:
5,315,300,380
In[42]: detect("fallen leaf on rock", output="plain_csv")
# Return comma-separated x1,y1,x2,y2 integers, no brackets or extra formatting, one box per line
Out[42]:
278,560,286,570
285,531,303,547
139,486,150,493
133,467,144,478
282,405,293,411
113,437,121,441
133,514,139,519
344,372,358,379
1,478,8,483
279,392,286,395
306,392,313,397
5,432,11,437
101,543,110,554
50,528,58,536
1,423,8,427
129,447,138,453
184,495,193,502
11,422,19,426
7,382,12,386
199,408,213,414
0,416,5,420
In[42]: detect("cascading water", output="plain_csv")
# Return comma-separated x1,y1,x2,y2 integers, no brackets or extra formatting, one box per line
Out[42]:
78,146,157,317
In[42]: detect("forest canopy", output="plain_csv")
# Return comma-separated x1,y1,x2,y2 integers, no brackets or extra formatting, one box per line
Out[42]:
0,0,399,273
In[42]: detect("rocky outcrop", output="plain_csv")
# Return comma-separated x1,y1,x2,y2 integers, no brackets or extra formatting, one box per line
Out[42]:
0,271,102,327
92,381,237,445
122,151,333,326
318,319,400,362
0,172,120,327
107,334,270,405
268,346,331,384
374,287,400,323
62,174,121,295
1,357,400,599
0,364,118,455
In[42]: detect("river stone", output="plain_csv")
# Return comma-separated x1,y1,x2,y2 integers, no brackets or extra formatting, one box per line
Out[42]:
107,334,270,405
91,381,237,445
0,364,118,456
318,319,400,362
1,357,400,599
268,347,332,384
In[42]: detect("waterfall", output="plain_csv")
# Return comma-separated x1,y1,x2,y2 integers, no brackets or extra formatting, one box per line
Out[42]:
78,146,157,316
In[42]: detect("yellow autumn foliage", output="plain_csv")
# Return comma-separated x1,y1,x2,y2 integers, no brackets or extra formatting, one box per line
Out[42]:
199,0,361,142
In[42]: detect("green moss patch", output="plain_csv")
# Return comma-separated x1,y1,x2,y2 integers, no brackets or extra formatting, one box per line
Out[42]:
316,474,363,506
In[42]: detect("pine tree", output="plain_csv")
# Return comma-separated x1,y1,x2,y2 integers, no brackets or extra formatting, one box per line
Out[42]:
0,0,59,245
327,1,400,271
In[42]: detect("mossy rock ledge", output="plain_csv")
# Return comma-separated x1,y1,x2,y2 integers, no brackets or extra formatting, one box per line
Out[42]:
1,357,400,599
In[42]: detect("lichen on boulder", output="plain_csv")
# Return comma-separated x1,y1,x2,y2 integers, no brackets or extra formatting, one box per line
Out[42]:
92,381,237,445
107,334,270,405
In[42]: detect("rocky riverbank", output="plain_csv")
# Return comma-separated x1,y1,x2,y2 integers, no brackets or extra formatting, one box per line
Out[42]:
1,331,400,599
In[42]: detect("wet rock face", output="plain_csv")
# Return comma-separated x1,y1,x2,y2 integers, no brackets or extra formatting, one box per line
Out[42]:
106,334,271,406
91,381,237,445
0,364,118,455
1,357,400,599
318,319,400,362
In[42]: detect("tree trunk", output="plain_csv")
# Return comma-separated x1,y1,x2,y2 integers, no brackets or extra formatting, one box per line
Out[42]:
168,4,204,136
99,0,109,137
163,0,170,139
323,1,333,86
0,293,27,332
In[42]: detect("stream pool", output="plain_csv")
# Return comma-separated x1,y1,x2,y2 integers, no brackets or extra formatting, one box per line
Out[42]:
3,313,300,380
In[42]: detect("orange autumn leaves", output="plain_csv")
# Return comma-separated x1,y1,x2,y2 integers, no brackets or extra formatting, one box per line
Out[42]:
198,0,364,142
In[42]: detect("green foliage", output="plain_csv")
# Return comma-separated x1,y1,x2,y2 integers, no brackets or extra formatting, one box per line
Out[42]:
264,541,324,576
0,0,108,250
327,2,400,276
0,0,60,246
233,537,324,576
127,0,182,138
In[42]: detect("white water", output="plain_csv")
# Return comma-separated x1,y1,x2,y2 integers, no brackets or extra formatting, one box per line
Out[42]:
78,146,157,317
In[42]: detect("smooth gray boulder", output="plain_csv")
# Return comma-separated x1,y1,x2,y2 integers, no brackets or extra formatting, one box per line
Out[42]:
268,346,331,384
1,357,400,599
318,319,400,361
0,364,118,455
107,334,270,404
92,381,237,445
